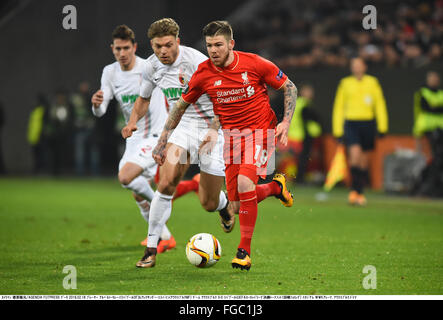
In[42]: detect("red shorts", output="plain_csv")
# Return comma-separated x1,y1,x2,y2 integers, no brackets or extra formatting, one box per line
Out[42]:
223,127,276,201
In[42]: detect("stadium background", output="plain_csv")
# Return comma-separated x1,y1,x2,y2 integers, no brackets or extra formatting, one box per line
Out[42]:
0,0,442,181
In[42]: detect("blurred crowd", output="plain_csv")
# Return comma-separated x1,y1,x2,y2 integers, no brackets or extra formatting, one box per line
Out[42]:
232,0,443,68
27,82,125,176
6,0,440,196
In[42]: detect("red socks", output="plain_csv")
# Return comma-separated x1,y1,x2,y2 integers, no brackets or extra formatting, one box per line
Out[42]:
173,179,199,200
256,181,281,203
238,190,258,255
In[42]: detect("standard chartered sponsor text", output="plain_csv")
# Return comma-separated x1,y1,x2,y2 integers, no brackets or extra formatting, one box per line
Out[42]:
216,88,247,104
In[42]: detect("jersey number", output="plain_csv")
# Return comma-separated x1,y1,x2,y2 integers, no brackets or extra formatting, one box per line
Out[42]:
254,145,268,167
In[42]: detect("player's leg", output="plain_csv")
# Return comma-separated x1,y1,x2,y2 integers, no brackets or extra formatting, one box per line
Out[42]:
133,193,150,223
173,173,200,200
140,173,196,247
198,129,236,232
136,144,189,268
232,171,257,271
137,186,174,250
255,174,293,206
198,171,235,232
119,162,155,201
119,160,159,241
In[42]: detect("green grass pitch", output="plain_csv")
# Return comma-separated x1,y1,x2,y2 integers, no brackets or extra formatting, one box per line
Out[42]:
0,177,442,295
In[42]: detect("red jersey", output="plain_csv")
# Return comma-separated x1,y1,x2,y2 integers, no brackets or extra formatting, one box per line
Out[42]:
182,51,288,130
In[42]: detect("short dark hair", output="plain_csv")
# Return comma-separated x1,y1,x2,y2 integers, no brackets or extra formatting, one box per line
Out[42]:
148,18,180,39
203,20,233,41
112,24,135,43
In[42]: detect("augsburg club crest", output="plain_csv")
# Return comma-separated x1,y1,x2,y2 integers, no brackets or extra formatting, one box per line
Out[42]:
178,64,191,86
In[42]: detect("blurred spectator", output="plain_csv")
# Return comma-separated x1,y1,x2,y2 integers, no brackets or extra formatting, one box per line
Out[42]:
46,89,74,175
287,84,323,183
27,94,50,174
70,81,100,175
412,71,443,197
232,0,443,68
274,84,323,183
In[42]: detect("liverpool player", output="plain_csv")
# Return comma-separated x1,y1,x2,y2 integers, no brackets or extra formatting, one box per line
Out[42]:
153,21,296,270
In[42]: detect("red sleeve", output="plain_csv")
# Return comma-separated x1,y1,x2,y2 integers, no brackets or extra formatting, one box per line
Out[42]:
181,69,205,104
255,55,288,90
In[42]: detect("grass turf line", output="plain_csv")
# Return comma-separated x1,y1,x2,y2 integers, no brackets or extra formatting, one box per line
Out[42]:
0,178,442,295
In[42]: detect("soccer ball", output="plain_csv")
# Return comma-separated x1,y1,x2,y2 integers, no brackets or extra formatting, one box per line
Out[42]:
185,233,221,268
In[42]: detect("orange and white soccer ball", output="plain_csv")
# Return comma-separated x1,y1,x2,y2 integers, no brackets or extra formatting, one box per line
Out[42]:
185,233,221,268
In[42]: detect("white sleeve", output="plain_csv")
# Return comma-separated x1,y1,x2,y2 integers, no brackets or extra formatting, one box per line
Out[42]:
92,66,114,117
139,61,155,99
192,48,209,69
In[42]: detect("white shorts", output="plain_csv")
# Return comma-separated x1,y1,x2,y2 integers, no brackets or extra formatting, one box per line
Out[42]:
118,134,159,180
167,118,225,177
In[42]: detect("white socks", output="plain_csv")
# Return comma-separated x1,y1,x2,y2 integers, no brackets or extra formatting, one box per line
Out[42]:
216,190,228,211
136,199,150,223
147,191,173,248
136,198,171,241
122,175,155,201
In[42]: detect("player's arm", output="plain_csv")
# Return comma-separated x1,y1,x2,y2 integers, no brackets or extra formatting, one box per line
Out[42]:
122,62,155,139
91,90,109,117
152,97,190,165
92,67,113,117
276,79,298,146
121,96,151,139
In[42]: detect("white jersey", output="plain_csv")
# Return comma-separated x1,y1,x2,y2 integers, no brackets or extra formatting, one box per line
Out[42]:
140,45,214,125
93,56,167,138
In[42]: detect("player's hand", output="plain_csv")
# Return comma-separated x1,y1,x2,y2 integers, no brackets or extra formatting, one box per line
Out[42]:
276,120,290,146
153,139,167,166
199,128,218,155
121,123,137,139
91,90,104,108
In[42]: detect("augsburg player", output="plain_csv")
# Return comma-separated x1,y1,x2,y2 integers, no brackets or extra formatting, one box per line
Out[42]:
92,25,179,251
122,18,236,269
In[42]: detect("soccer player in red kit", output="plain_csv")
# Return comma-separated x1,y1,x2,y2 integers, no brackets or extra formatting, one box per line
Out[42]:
153,21,297,270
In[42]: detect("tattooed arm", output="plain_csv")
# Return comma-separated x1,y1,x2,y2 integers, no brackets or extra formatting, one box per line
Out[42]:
152,97,190,165
276,79,298,145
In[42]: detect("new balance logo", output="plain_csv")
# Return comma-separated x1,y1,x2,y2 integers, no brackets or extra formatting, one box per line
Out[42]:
214,80,222,86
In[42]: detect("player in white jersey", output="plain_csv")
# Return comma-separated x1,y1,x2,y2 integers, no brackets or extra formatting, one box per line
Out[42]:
91,25,178,251
121,18,235,268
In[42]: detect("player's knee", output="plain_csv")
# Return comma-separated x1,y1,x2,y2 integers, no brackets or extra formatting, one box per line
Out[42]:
156,179,176,195
200,197,218,212
237,175,255,193
118,173,133,187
